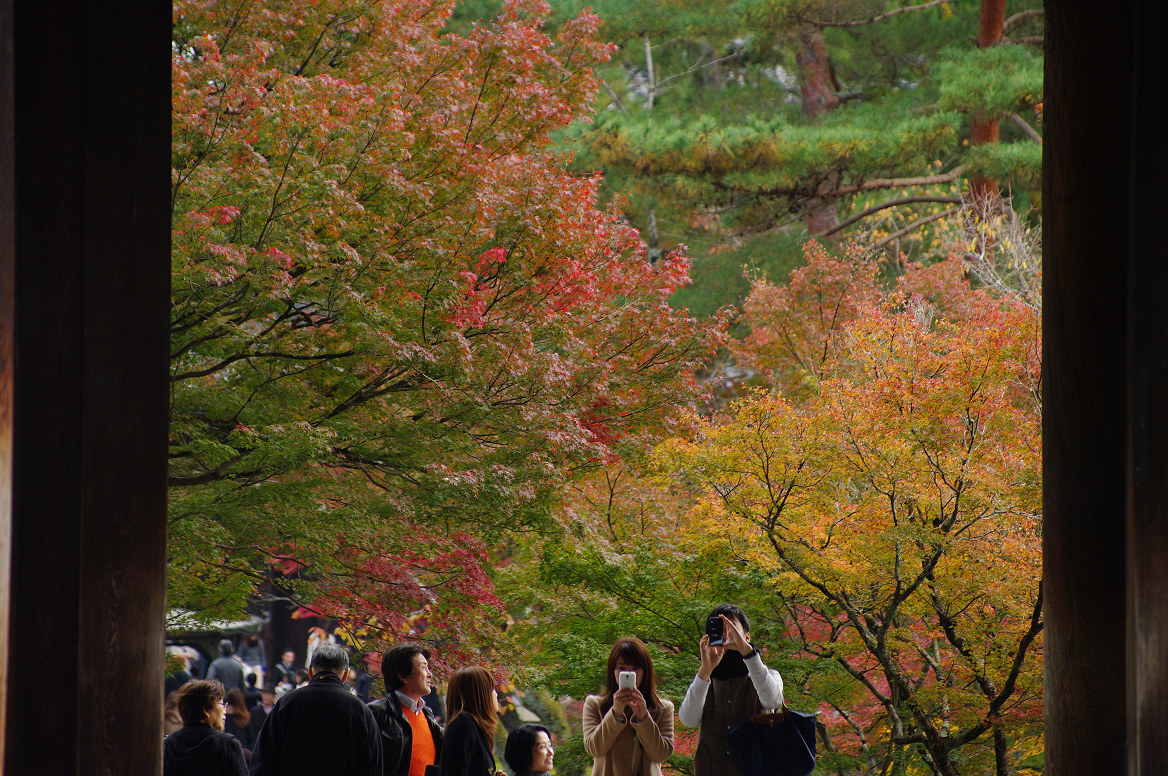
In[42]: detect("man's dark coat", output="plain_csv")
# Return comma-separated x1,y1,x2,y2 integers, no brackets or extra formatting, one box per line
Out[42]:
249,672,383,776
368,695,444,776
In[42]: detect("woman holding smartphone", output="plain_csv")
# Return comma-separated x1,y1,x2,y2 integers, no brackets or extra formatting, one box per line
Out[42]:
582,637,674,776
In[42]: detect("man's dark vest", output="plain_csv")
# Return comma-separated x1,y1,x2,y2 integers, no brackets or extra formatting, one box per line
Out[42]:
695,674,757,776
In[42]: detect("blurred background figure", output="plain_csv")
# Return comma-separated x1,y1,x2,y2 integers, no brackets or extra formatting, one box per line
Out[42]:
165,648,192,698
223,688,256,759
239,634,264,666
273,649,297,686
164,692,184,736
208,639,246,694
244,672,263,708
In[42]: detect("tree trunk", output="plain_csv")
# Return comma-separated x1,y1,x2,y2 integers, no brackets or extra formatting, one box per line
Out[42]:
644,35,656,110
969,0,1007,204
994,724,1012,776
796,28,841,234
796,29,839,119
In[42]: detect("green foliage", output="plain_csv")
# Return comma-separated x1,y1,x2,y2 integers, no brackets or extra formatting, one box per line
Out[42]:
935,44,1044,121
544,0,1044,318
966,141,1043,185
170,0,725,668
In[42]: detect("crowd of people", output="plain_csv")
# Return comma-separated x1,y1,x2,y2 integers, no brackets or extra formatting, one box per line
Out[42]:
162,603,784,776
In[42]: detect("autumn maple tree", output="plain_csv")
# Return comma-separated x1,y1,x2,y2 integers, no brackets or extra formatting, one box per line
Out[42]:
169,0,724,669
657,244,1043,776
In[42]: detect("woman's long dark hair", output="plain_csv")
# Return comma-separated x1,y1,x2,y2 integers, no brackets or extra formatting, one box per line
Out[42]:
225,687,250,728
446,666,499,752
599,637,662,714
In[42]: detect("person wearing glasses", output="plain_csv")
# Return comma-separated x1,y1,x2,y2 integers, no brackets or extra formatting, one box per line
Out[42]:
163,679,248,776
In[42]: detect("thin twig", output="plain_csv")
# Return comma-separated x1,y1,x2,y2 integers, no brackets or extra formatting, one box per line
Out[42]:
871,207,960,251
810,0,950,29
817,196,962,238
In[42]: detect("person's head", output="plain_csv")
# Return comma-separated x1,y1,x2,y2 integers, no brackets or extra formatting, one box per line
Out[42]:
260,682,277,706
381,643,432,699
446,666,500,750
504,724,554,776
709,603,750,633
218,638,234,657
602,636,662,712
164,691,182,720
309,644,349,680
281,649,295,665
175,679,227,730
225,687,251,726
707,603,754,681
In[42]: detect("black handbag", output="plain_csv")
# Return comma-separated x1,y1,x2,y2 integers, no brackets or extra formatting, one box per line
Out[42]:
728,700,817,776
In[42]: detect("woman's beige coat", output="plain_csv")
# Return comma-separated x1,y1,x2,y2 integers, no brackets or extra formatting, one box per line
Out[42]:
582,694,675,776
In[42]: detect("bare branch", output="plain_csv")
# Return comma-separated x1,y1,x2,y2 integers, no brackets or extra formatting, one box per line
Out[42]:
654,52,743,93
1005,111,1043,143
817,196,962,238
835,166,966,196
1003,9,1043,31
599,77,629,115
810,0,950,29
870,207,961,251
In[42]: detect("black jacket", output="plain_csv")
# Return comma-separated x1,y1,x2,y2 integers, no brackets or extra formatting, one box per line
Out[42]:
437,715,494,776
224,713,257,753
164,724,248,776
250,672,383,776
369,695,445,776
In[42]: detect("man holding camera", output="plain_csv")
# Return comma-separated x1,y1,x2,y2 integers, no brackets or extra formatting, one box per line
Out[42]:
677,604,785,776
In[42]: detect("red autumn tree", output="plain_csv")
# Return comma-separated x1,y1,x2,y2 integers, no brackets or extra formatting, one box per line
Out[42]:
169,0,725,667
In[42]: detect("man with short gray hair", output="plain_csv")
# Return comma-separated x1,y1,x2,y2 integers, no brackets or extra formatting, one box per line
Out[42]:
250,644,383,776
208,638,246,694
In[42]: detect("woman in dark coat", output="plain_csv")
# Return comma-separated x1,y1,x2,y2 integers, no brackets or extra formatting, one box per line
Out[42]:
163,679,248,776
437,666,502,776
223,687,257,756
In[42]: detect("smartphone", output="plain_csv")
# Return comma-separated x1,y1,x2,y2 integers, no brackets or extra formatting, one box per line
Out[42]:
706,613,724,646
618,670,636,690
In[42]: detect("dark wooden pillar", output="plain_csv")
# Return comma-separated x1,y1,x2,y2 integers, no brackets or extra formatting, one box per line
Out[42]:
1,0,169,773
1045,0,1168,774
0,0,15,759
1126,0,1168,771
